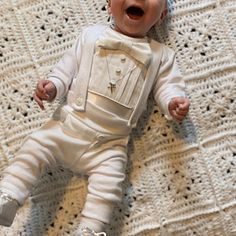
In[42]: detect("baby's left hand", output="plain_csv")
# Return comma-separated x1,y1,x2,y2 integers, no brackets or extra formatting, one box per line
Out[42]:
168,97,190,122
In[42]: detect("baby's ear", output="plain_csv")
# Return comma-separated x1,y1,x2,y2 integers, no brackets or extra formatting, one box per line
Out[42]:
157,7,168,25
161,8,168,21
159,1,168,22
107,0,112,15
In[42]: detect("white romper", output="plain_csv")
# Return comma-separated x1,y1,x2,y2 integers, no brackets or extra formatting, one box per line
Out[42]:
0,25,186,231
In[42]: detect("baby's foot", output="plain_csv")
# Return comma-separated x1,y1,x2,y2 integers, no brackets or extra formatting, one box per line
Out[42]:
73,227,106,236
0,190,20,226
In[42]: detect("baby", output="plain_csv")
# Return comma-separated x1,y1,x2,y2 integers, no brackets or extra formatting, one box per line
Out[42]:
0,0,190,235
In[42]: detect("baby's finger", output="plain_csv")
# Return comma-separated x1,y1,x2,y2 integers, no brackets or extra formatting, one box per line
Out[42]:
35,88,49,100
179,100,190,110
172,110,185,122
176,107,188,116
37,80,47,93
33,93,45,110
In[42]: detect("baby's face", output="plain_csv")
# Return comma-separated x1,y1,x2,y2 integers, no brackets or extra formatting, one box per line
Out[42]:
108,0,167,38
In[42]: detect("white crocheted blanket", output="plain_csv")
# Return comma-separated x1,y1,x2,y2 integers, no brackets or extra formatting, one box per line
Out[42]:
0,0,236,235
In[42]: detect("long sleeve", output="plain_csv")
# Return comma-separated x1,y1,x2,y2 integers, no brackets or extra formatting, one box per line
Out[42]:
153,46,186,119
47,35,83,99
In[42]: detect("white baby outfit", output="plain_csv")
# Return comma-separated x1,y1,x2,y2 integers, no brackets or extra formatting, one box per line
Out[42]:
0,24,186,232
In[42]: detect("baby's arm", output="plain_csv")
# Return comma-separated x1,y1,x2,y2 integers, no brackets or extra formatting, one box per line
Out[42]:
33,31,84,110
35,32,83,111
33,80,56,110
153,46,189,121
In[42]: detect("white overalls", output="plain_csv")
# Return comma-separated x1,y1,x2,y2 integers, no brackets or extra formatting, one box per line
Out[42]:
0,24,186,232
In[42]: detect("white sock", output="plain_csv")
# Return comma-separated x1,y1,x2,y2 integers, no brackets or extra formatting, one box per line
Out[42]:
79,216,106,232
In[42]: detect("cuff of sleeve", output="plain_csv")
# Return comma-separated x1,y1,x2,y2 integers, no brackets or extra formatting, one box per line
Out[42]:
162,98,173,121
47,77,65,99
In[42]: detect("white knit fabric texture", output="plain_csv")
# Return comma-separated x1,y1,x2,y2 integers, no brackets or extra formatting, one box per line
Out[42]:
0,0,236,235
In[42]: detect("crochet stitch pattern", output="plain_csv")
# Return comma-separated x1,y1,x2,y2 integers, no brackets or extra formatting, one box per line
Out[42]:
0,0,236,235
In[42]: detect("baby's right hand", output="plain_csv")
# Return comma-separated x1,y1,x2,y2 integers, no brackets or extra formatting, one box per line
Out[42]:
33,80,56,110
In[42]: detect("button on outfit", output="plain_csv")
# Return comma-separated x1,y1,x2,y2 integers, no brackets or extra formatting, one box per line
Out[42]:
76,97,83,106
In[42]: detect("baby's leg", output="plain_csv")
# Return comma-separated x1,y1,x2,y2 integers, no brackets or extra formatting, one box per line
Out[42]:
0,135,57,205
0,120,59,226
79,146,127,233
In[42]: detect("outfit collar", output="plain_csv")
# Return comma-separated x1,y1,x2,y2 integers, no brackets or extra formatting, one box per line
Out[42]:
96,27,152,66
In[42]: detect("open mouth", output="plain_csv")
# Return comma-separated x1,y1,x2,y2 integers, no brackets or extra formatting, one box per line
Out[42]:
126,6,144,19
